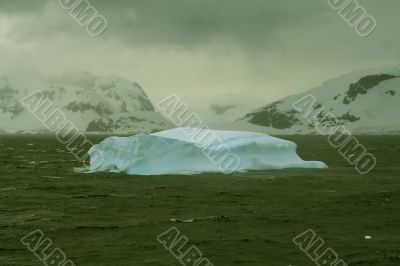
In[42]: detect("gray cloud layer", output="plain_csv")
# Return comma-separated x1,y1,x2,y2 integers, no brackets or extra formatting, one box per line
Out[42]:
0,0,399,117
1,0,330,47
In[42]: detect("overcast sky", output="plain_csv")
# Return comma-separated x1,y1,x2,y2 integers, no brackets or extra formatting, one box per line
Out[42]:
0,0,399,114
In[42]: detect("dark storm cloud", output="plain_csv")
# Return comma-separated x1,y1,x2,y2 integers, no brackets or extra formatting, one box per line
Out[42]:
0,0,330,48
92,0,330,48
2,0,399,50
2,0,398,52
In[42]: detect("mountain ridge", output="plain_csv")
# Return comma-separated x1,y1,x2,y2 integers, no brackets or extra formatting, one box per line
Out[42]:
239,66,400,135
0,72,172,134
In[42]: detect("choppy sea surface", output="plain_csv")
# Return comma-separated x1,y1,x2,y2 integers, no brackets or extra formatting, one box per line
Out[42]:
1,135,399,265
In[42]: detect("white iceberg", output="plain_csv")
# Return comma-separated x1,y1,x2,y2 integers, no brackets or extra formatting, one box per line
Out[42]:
88,128,327,175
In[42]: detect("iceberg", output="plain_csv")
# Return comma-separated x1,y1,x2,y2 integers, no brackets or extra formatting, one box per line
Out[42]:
88,128,327,175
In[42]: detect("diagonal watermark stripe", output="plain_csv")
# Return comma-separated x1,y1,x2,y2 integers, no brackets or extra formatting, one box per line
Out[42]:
327,0,376,37
58,0,108,37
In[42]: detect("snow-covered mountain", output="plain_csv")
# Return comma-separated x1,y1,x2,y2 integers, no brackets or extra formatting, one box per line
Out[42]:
239,66,400,135
0,72,172,134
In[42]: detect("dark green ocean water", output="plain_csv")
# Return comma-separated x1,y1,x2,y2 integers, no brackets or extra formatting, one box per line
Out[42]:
0,135,399,266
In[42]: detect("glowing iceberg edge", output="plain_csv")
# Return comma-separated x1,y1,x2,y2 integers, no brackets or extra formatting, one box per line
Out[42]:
88,128,327,175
